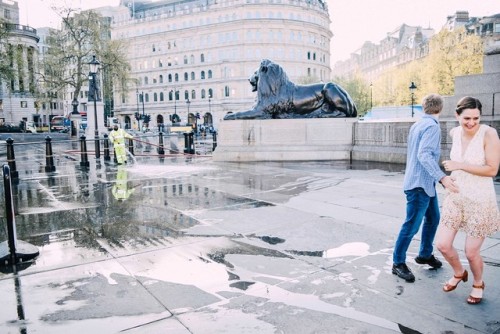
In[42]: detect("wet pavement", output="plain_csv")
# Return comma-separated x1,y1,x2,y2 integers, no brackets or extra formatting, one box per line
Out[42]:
0,139,499,334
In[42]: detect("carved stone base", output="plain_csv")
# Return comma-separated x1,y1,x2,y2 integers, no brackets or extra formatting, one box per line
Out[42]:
212,118,356,162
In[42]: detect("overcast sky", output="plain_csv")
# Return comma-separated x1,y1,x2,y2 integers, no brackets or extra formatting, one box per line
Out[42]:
18,0,500,63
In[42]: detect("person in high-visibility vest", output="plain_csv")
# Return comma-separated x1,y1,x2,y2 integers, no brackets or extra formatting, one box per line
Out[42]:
108,125,133,164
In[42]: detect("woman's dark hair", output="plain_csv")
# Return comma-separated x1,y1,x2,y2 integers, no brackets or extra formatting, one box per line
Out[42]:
456,96,482,115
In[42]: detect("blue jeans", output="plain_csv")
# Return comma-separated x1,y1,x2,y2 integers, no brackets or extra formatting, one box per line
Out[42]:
393,187,440,265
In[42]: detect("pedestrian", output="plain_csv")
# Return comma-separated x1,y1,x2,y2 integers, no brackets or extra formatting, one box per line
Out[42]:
436,96,500,305
392,93,459,283
108,125,133,164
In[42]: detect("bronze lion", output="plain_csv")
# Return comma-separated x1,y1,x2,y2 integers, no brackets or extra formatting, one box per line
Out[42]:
224,59,357,120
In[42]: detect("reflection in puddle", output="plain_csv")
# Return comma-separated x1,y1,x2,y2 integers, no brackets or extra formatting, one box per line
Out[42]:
286,242,371,259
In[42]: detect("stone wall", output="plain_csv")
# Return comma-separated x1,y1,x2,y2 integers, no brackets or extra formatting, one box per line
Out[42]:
213,118,500,164
352,119,499,164
213,118,356,162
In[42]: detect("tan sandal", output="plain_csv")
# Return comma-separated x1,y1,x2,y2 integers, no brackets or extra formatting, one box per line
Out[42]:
443,270,468,292
467,282,485,305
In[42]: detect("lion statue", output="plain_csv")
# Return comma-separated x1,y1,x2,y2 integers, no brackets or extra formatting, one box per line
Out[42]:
224,59,357,120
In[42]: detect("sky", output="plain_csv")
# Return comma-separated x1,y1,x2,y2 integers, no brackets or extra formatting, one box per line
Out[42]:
17,0,500,63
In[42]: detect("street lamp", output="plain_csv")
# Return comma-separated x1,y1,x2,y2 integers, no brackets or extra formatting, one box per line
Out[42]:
369,83,373,111
136,88,139,119
141,91,145,117
70,98,80,136
409,81,417,118
88,55,100,158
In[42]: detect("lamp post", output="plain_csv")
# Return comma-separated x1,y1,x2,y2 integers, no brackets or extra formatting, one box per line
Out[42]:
136,88,139,118
71,98,80,136
409,81,417,118
141,91,145,117
174,89,177,115
88,55,100,158
369,83,373,111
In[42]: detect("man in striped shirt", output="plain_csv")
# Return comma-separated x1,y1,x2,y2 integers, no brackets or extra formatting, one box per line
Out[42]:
392,94,459,282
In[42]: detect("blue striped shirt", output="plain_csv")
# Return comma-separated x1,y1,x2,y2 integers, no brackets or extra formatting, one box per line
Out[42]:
403,114,446,197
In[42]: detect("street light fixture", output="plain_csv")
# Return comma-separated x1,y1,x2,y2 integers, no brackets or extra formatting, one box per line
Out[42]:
88,55,101,158
409,81,417,118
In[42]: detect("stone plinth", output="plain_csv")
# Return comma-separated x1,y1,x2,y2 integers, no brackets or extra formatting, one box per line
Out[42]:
212,118,355,162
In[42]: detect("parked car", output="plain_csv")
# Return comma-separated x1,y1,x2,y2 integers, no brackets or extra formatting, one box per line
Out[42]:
0,124,22,133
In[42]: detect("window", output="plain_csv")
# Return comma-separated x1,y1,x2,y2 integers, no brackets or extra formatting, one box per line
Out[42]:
191,72,195,80
21,101,28,108
175,73,179,82
144,76,149,85
184,72,188,81
200,53,205,62
160,92,164,101
154,93,158,102
159,75,163,83
208,70,213,79
168,74,172,82
201,89,206,99
184,90,189,100
208,88,213,98
183,55,188,64
201,71,206,79
224,86,230,97
191,90,196,99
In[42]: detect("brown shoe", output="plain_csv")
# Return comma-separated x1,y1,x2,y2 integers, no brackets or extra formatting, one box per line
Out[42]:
443,270,468,292
467,282,485,305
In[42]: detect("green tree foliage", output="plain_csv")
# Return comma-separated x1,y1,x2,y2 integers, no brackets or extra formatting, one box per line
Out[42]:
333,73,371,115
421,27,483,96
0,19,15,83
336,27,483,107
39,8,130,107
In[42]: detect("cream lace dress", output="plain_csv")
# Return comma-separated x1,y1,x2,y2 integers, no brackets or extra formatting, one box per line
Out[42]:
441,124,500,238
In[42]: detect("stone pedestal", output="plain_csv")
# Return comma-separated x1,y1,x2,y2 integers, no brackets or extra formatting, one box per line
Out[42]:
213,118,356,162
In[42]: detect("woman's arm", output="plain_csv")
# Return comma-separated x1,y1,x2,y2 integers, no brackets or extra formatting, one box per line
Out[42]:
443,127,500,177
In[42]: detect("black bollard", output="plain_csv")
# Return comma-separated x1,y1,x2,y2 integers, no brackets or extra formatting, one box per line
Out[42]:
44,136,56,172
183,132,189,154
80,135,90,168
6,138,19,179
158,132,165,155
188,132,195,154
0,165,39,265
212,131,217,151
103,134,111,161
128,138,134,156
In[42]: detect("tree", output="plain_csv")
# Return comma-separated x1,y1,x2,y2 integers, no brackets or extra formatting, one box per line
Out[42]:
0,20,15,84
39,7,131,112
422,27,483,96
333,73,371,115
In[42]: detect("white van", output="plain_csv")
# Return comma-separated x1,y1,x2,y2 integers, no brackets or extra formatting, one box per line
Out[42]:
25,121,37,133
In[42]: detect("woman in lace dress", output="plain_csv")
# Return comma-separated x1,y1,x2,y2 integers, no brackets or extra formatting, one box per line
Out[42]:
436,97,500,305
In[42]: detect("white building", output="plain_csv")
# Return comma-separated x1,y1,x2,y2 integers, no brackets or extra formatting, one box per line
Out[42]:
108,0,332,130
0,0,39,126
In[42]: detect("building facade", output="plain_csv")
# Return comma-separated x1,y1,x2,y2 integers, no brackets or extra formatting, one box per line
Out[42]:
0,0,39,126
332,11,500,82
109,0,332,130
